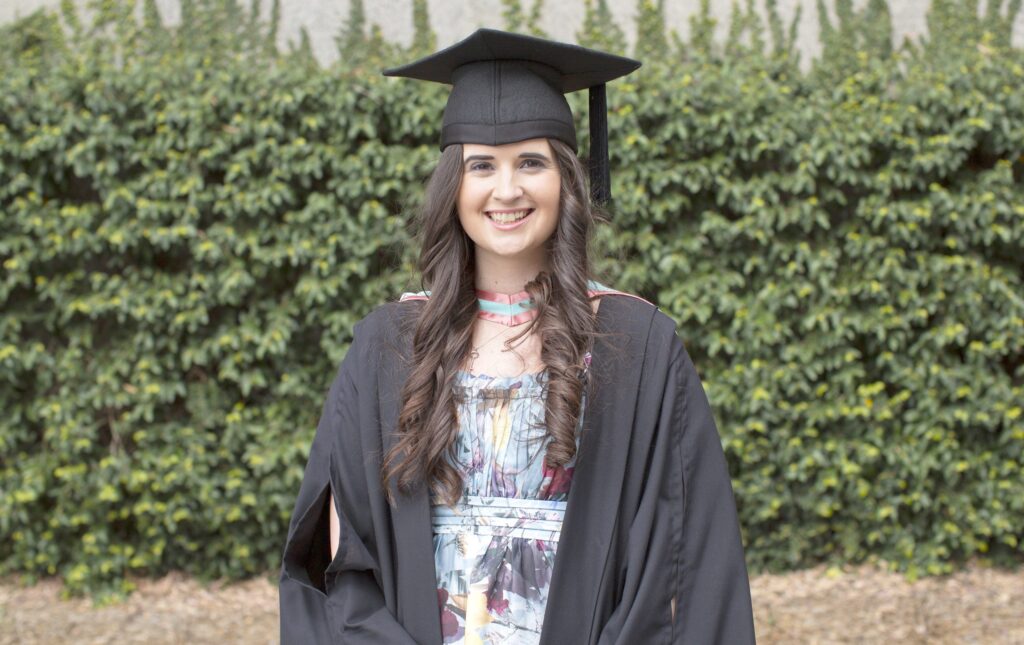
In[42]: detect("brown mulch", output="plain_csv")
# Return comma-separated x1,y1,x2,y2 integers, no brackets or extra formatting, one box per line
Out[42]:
1,560,1022,644
752,560,1024,644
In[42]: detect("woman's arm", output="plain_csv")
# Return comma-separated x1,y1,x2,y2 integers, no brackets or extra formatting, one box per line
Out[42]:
279,325,419,645
329,492,340,560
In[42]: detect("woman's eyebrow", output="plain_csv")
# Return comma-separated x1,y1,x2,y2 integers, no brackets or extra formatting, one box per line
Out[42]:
463,153,551,165
519,152,550,162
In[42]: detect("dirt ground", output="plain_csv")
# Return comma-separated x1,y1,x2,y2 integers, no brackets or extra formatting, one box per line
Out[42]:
1,559,1022,644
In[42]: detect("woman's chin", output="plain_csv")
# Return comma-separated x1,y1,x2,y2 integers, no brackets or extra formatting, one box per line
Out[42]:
476,242,541,261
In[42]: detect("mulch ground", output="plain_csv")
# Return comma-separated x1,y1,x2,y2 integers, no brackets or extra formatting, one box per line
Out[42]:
1,559,1022,644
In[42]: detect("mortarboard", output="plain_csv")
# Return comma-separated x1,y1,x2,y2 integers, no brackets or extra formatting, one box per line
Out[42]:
382,28,641,205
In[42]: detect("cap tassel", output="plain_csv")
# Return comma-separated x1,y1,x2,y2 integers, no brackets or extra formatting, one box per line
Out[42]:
588,83,611,206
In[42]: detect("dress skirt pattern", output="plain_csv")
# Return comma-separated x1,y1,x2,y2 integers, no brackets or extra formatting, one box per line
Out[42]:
431,357,589,645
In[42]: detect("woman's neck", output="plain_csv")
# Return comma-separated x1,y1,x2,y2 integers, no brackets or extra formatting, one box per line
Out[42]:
473,246,552,294
473,248,550,294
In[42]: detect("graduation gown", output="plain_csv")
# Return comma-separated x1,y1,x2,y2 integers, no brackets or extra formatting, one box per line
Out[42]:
279,293,756,644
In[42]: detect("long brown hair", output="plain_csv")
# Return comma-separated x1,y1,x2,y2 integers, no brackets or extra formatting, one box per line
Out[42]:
381,138,605,507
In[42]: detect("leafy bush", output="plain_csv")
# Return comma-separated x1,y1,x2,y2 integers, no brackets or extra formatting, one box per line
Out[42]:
0,0,1021,601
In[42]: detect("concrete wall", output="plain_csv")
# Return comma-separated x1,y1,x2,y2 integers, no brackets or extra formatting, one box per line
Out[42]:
2,0,1022,66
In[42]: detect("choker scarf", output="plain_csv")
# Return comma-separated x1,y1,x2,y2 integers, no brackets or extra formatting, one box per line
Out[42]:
400,279,617,327
475,287,536,326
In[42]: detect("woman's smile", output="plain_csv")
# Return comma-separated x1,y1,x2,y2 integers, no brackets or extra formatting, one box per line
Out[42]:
485,208,535,229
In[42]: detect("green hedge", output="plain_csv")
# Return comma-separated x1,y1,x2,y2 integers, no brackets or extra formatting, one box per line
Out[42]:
1,0,1021,602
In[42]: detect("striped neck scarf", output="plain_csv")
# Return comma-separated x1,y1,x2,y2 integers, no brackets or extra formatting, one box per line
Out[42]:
475,287,538,326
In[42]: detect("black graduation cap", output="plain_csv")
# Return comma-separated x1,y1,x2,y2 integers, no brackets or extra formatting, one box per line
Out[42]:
383,28,641,205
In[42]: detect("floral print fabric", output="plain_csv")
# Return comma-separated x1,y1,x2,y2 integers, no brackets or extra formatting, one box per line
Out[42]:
431,359,588,644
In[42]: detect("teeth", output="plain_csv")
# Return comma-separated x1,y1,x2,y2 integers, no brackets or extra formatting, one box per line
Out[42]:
488,209,532,223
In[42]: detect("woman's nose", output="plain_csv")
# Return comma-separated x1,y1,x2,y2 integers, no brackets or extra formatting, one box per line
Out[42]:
492,169,524,201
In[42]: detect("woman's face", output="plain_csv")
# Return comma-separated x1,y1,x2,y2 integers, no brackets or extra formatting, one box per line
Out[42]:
456,138,561,265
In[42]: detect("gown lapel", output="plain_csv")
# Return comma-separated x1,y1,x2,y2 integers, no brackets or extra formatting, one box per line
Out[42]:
539,295,655,645
380,323,443,643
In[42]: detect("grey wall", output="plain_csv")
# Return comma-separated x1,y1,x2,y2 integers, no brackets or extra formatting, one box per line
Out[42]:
2,0,1022,66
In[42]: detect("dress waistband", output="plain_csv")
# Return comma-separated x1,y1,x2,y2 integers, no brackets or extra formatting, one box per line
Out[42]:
430,494,567,541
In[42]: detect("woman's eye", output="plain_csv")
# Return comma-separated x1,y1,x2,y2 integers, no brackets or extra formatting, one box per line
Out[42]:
467,159,544,172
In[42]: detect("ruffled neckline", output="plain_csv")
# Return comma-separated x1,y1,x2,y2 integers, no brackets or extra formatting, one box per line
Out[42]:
454,368,548,380
452,369,548,399
453,350,592,396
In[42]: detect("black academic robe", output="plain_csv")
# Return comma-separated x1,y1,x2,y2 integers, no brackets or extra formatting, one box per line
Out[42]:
279,293,756,644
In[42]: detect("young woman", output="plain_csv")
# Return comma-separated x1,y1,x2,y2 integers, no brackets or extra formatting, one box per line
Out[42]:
280,29,756,645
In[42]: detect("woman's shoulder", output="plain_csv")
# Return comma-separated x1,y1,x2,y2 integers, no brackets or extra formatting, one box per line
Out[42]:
586,285,688,362
345,299,420,353
396,280,657,306
586,280,655,307
368,297,419,324
588,281,678,328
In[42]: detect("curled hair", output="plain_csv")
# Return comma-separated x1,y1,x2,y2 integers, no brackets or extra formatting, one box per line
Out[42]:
381,139,606,507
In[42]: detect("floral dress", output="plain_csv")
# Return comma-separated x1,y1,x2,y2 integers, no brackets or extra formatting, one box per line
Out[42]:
431,355,589,645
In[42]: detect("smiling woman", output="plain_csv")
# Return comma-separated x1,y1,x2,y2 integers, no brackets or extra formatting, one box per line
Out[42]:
457,139,562,287
279,28,756,645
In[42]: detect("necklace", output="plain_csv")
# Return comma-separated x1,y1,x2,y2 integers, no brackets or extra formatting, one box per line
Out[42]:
476,287,538,327
465,325,514,375
465,287,537,375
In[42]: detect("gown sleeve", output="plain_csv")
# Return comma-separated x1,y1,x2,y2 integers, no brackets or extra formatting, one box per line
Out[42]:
671,339,756,643
596,335,756,644
278,325,419,644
